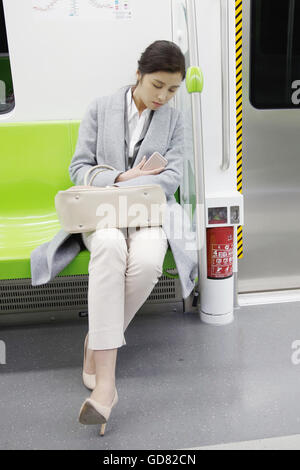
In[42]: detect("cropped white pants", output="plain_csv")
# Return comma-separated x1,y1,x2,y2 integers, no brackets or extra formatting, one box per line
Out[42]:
82,226,168,350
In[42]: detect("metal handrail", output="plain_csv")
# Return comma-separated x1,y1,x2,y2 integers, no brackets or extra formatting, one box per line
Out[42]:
185,0,207,295
220,0,231,171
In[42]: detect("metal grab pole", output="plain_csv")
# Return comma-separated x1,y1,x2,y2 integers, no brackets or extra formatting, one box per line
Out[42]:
185,0,207,306
220,0,231,171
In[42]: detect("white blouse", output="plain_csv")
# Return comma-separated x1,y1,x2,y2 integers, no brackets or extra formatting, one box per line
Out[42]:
126,86,152,159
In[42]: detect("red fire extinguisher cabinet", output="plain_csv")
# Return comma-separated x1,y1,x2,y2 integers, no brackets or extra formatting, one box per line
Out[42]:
207,226,234,279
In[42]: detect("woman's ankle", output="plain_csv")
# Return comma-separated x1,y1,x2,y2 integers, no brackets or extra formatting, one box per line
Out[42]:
85,348,96,374
94,378,116,392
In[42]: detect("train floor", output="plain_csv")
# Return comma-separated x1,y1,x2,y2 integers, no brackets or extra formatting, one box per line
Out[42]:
1,300,300,450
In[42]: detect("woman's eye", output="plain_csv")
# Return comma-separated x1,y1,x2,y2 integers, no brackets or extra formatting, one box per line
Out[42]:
153,84,176,93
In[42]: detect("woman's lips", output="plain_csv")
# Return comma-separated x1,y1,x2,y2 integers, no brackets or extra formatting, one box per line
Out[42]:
153,102,162,107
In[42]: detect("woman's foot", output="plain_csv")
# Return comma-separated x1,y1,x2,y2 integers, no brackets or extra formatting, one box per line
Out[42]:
78,385,118,435
79,347,118,434
90,381,116,408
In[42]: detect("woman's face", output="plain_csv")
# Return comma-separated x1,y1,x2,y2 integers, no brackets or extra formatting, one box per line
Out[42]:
135,71,182,110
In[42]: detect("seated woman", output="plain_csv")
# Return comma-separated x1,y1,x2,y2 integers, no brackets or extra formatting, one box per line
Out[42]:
31,40,198,436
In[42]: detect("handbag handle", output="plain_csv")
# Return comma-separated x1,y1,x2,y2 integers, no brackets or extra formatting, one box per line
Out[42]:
84,164,117,186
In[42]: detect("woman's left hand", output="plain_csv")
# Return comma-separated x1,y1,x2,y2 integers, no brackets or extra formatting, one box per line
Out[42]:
115,156,164,183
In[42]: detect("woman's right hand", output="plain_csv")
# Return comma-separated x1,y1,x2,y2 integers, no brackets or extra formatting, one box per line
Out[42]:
115,156,165,183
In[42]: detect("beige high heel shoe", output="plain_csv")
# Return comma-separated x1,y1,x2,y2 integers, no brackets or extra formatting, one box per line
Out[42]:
82,333,96,391
78,388,119,436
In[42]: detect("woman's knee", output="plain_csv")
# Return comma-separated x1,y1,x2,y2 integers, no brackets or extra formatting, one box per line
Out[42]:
89,228,127,258
127,243,167,279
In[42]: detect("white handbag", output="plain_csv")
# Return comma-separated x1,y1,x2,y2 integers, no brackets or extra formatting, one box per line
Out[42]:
54,164,167,233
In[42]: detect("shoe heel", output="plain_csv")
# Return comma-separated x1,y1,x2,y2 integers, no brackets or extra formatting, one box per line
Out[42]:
100,423,107,436
79,388,118,436
99,390,118,436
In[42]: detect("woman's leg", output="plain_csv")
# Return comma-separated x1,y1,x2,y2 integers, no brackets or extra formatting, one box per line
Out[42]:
81,226,168,405
82,228,128,405
123,226,168,333
82,228,127,349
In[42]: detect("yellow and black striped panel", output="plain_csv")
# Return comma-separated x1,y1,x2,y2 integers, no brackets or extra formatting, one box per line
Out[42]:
236,0,243,258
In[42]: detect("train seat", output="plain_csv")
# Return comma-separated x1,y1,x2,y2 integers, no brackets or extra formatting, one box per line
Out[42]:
0,122,178,281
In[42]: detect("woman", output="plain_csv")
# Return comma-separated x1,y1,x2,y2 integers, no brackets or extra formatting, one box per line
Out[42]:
66,40,196,434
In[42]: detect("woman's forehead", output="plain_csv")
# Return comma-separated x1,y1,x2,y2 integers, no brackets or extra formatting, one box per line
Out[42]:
149,72,182,86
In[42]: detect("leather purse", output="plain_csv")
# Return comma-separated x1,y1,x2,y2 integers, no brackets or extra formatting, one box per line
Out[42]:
54,164,167,233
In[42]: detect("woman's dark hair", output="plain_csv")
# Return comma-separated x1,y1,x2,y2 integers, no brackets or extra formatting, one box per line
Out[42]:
135,40,186,86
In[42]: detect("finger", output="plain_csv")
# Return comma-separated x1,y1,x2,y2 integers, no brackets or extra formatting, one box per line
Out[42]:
142,167,165,174
138,156,146,167
153,167,165,173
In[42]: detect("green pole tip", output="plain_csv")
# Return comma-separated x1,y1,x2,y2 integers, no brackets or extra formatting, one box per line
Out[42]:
186,66,204,93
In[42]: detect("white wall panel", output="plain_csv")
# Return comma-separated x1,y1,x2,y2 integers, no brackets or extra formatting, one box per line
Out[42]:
1,0,172,121
195,0,237,193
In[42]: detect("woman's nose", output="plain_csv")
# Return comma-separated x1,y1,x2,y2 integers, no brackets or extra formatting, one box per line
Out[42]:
158,91,167,103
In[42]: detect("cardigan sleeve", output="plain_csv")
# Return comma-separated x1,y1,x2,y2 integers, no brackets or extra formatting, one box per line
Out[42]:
113,111,184,198
68,98,123,187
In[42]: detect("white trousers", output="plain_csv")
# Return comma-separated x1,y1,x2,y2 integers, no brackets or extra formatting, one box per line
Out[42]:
82,226,168,350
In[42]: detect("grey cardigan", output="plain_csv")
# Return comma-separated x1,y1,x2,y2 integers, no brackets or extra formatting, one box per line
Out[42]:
30,85,198,299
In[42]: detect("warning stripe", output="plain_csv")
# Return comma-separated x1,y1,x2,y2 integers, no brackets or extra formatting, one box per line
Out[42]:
236,0,243,258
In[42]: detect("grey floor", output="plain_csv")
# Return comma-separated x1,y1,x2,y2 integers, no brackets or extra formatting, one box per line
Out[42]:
1,301,300,450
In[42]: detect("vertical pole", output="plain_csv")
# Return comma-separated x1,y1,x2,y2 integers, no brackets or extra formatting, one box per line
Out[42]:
185,0,206,310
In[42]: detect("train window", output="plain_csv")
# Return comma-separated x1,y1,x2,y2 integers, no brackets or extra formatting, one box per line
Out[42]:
250,0,300,109
0,0,14,114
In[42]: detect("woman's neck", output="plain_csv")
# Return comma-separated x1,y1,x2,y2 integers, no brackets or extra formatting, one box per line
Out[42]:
132,86,147,116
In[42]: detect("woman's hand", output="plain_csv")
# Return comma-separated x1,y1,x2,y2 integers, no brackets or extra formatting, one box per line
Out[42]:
115,156,165,183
